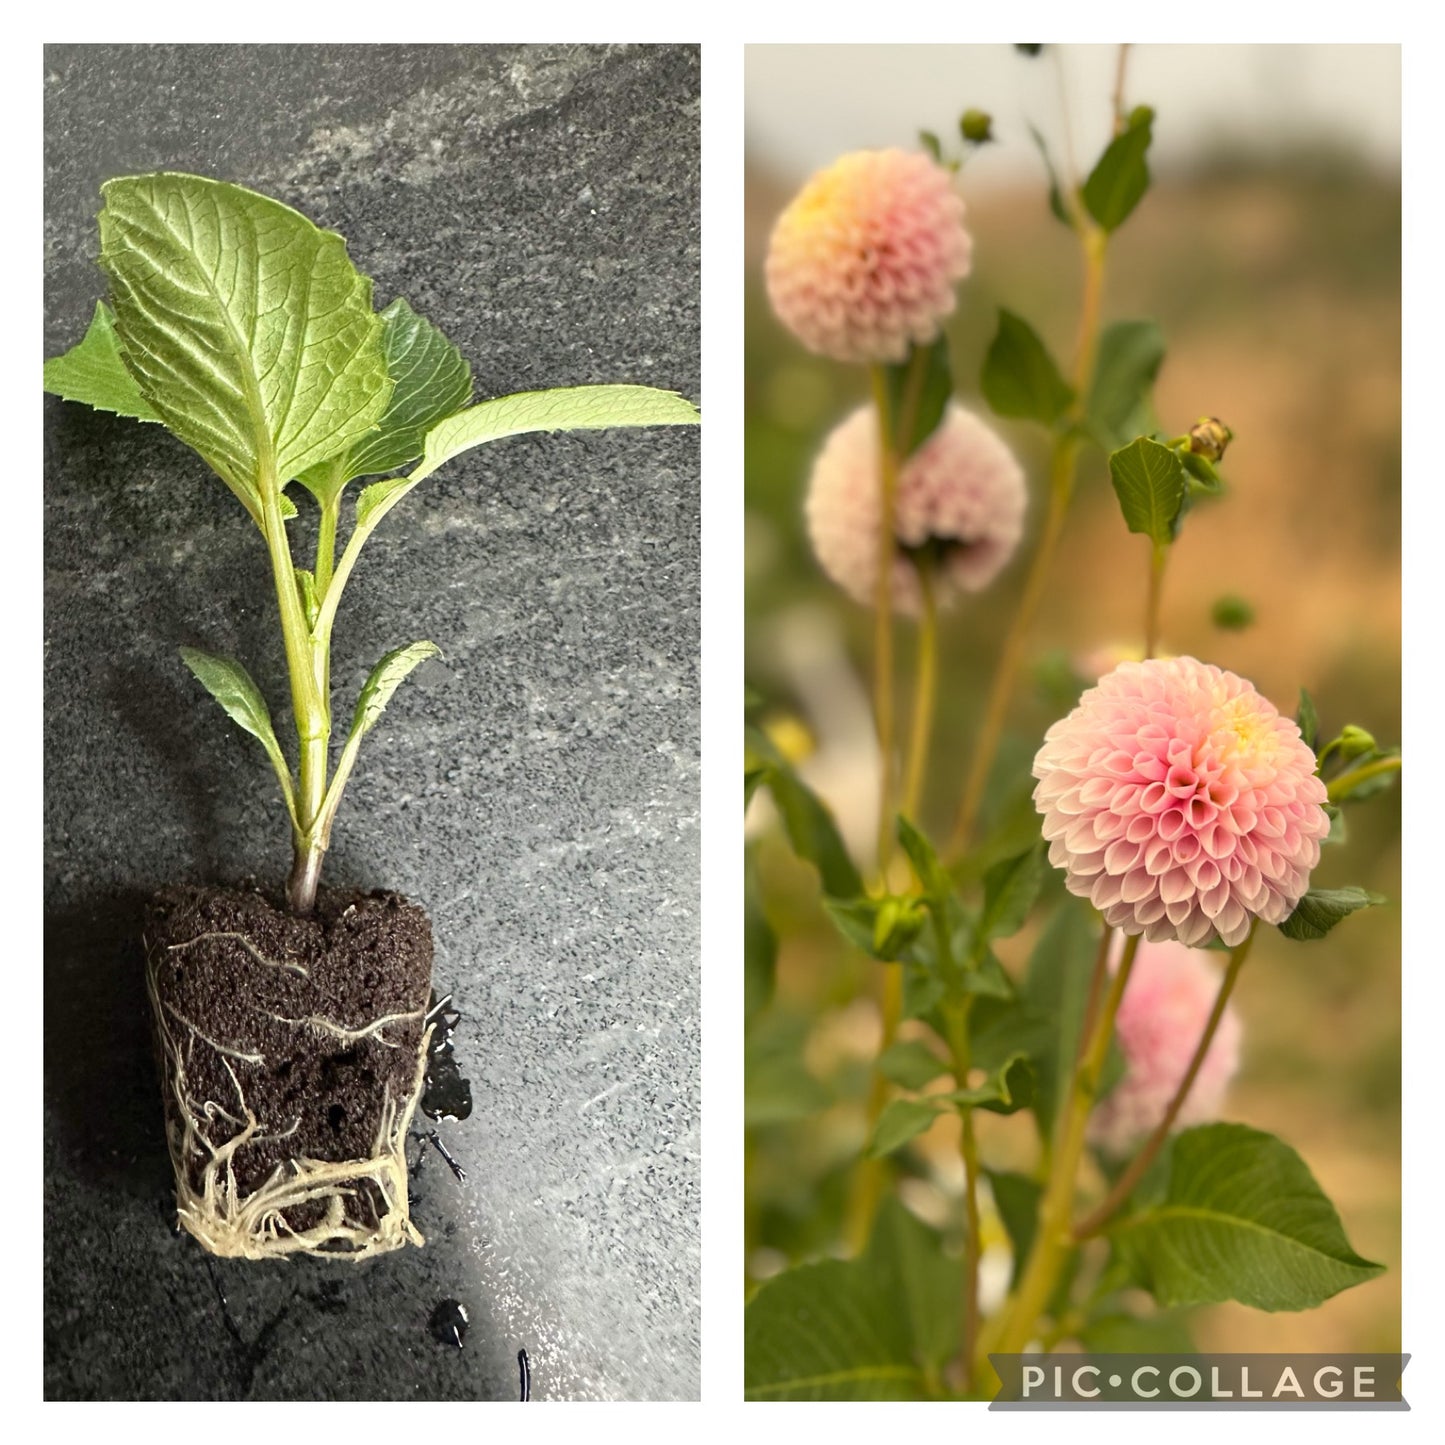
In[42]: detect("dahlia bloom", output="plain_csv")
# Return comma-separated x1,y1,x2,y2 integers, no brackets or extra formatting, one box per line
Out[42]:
1088,937,1242,1156
765,149,972,365
805,403,1027,615
1033,656,1329,947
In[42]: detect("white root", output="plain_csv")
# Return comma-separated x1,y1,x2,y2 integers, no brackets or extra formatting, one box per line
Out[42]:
166,930,310,978
146,947,431,1262
251,1007,425,1050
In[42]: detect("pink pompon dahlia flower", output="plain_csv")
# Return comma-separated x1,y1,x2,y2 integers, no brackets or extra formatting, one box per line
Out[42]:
805,402,1027,616
1088,937,1242,1156
765,149,972,365
1033,656,1329,947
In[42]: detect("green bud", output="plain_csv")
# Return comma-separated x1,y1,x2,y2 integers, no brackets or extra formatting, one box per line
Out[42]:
1015,44,1044,57
1188,416,1234,462
960,109,994,145
872,896,927,961
1336,725,1378,762
1210,595,1254,630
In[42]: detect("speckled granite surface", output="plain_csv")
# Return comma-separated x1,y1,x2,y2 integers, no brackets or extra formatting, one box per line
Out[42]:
44,44,700,1402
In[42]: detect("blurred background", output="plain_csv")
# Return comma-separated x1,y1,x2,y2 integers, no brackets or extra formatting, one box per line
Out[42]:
744,44,1400,1354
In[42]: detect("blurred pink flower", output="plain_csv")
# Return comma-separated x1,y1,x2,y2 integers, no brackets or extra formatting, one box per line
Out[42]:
765,149,972,365
1088,937,1242,1155
805,402,1027,615
1033,657,1329,947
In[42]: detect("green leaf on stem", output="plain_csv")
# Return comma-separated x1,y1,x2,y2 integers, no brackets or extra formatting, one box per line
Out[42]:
961,950,1016,1000
746,726,862,900
294,569,320,629
869,1098,946,1157
895,814,952,906
744,858,777,1029
347,641,441,741
981,309,1074,426
98,173,392,519
1085,320,1165,451
948,1051,1035,1115
1082,105,1154,233
294,296,474,504
43,301,163,423
1026,123,1072,226
1295,688,1321,754
744,1197,960,1400
178,646,295,823
1108,436,1189,545
987,1169,1042,1287
355,383,698,535
1278,887,1386,942
978,843,1047,943
1110,1122,1384,1310
878,1040,950,1090
884,336,953,458
821,896,925,963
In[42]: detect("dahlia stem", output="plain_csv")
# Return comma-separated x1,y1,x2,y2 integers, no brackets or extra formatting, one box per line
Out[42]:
843,964,903,1255
901,556,939,822
947,226,1108,860
1073,923,1256,1241
984,931,1139,1373
869,365,902,877
943,993,982,1395
1327,754,1402,803
1144,538,1169,659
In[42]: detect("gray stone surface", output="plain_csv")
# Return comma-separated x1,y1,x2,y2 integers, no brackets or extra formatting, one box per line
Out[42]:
44,44,700,1402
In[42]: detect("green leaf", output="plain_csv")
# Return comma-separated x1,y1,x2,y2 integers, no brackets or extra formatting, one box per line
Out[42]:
1278,887,1386,942
1022,900,1108,1139
294,296,474,503
980,309,1073,426
178,646,295,825
355,383,698,534
895,815,952,906
987,1170,1041,1287
98,173,392,520
744,860,777,1028
1026,123,1072,226
1108,436,1189,545
961,950,1015,999
949,1052,1035,1115
869,1098,945,1157
884,337,953,459
1082,106,1154,232
294,568,320,629
43,301,163,423
347,641,441,743
878,1040,950,1090
1086,320,1165,451
1110,1123,1384,1310
1295,688,1321,754
745,1197,960,1399
978,843,1046,943
746,729,861,900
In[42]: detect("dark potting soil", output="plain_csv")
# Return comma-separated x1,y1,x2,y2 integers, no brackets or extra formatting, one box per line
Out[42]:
145,884,433,1237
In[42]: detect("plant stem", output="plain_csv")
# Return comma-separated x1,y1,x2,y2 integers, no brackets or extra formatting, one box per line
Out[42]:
1145,539,1169,659
843,964,903,1255
985,932,1139,1369
1327,754,1402,803
869,366,902,876
1073,924,1256,1240
943,996,981,1395
1111,45,1132,135
947,227,1108,860
901,557,939,823
315,493,340,600
256,469,329,915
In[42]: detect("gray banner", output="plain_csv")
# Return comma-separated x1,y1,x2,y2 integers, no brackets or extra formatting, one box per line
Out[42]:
988,1353,1410,1409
